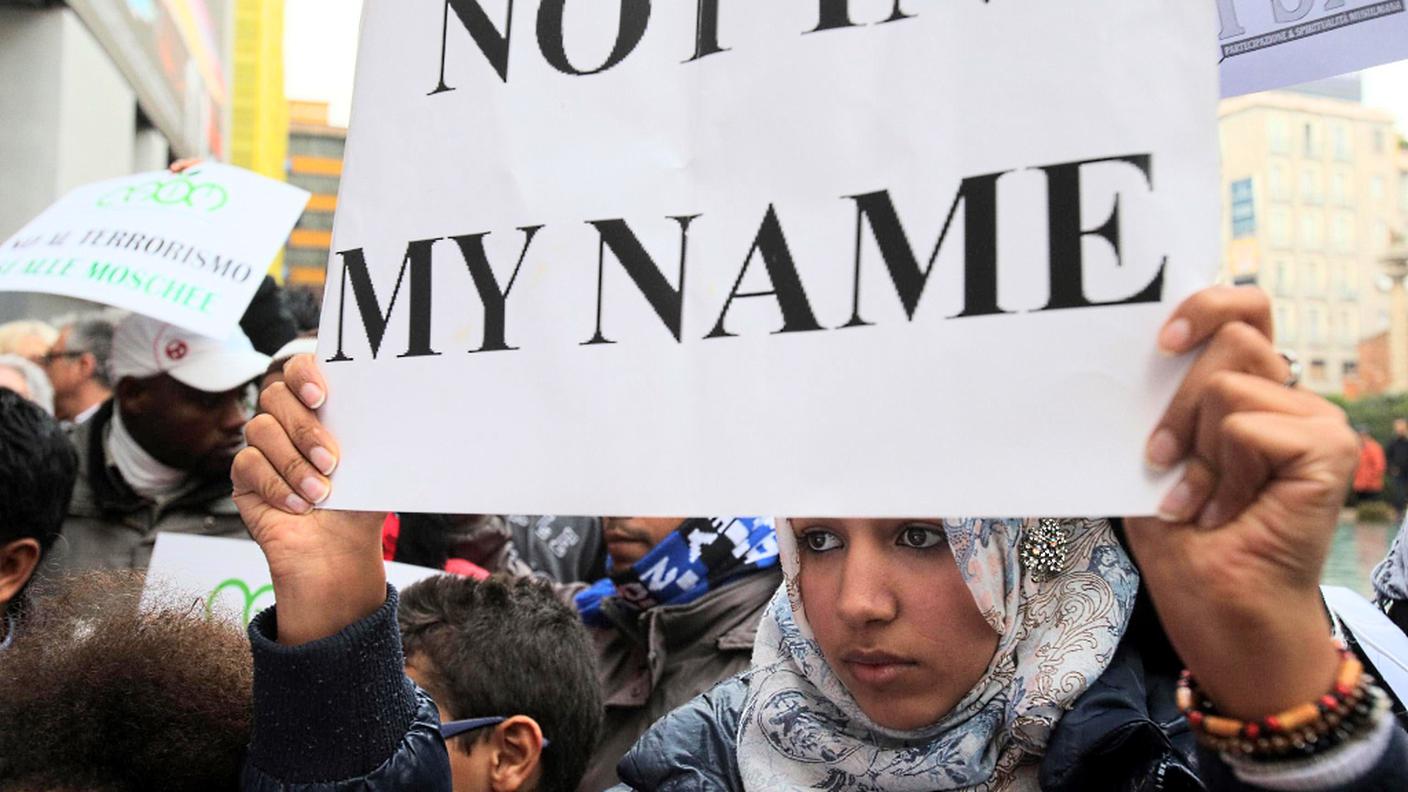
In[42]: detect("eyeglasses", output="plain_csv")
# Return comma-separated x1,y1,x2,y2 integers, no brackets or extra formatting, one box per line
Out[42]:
438,716,550,748
39,351,84,366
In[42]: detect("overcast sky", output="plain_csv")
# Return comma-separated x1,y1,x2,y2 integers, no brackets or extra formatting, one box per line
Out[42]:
283,2,1408,134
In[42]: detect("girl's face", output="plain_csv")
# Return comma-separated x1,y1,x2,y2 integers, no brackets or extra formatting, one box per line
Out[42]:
792,518,1000,731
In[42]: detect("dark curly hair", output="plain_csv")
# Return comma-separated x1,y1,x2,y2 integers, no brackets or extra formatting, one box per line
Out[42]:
0,572,252,791
399,575,602,792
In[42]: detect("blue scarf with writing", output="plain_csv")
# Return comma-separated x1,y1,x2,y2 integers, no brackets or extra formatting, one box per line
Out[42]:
574,517,779,628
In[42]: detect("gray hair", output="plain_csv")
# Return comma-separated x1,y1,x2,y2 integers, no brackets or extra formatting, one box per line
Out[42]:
0,354,55,415
63,313,118,387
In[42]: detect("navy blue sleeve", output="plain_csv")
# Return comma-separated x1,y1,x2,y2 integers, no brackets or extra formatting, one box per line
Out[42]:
241,585,452,791
613,676,748,792
1199,724,1408,792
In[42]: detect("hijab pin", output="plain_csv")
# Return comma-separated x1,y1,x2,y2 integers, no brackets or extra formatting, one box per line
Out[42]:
1021,518,1071,583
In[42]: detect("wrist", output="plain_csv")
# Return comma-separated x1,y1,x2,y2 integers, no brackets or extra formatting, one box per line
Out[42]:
268,538,387,646
1181,603,1340,720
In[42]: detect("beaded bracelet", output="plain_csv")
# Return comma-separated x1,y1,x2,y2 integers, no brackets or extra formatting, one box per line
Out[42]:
1175,640,1389,761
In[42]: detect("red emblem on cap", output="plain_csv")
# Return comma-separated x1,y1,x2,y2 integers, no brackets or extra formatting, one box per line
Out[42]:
165,340,188,361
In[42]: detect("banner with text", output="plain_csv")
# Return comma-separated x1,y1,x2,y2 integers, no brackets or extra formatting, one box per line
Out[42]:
1217,0,1408,96
317,1,1220,518
141,533,443,627
0,164,309,339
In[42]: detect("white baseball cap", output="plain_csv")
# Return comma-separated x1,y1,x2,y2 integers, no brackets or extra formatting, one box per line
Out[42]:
110,315,271,394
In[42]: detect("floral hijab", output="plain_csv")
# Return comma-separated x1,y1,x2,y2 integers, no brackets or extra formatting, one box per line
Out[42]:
738,518,1139,792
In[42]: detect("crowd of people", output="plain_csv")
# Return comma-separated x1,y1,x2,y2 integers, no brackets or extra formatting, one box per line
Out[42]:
2,280,1408,791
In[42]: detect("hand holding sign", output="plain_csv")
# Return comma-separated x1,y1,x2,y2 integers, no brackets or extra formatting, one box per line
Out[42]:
231,366,383,646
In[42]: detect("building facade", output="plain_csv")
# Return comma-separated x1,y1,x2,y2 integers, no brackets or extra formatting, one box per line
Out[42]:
230,0,288,278
0,0,233,319
284,100,345,288
1220,83,1401,394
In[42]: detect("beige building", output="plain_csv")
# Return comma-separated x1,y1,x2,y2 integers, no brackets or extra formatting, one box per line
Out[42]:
1219,85,1399,394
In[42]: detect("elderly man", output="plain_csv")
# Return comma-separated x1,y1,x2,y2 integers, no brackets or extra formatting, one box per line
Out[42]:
47,314,269,572
42,314,116,425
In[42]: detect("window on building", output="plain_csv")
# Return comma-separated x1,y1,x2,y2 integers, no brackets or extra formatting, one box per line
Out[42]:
1268,162,1289,202
1303,122,1320,158
1370,175,1384,201
1309,358,1327,381
1269,116,1290,154
1331,213,1355,252
1332,125,1351,161
1341,262,1359,298
1299,212,1323,250
1339,306,1359,346
1305,259,1328,294
1275,301,1297,343
1300,163,1322,204
1274,259,1296,296
1230,178,1256,238
1306,302,1328,345
1343,360,1359,381
1329,171,1349,206
1374,128,1386,154
1270,208,1291,248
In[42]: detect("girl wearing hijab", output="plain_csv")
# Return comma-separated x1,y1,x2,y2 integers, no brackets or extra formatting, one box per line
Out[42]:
613,292,1408,791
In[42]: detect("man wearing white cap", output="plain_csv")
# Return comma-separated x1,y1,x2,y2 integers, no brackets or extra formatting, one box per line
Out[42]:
46,314,270,572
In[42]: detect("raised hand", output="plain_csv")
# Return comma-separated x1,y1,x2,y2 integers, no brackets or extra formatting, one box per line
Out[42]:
1127,286,1356,720
232,355,386,645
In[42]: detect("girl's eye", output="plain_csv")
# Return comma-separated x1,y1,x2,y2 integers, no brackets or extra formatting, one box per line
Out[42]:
801,531,842,553
898,524,945,550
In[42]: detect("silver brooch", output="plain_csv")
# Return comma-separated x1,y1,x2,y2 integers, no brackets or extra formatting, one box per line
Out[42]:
1021,518,1071,583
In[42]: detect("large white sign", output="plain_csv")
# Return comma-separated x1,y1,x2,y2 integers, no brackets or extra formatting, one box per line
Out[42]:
316,1,1219,518
141,533,444,627
1217,0,1408,96
0,164,309,339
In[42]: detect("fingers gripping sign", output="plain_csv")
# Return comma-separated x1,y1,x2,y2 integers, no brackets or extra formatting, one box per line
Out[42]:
231,354,384,647
1126,286,1357,721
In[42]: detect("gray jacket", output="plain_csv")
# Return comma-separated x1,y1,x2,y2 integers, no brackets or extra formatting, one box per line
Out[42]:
580,567,782,792
44,400,248,572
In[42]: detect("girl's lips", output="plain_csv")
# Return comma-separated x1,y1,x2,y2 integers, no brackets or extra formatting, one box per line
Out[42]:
841,650,918,687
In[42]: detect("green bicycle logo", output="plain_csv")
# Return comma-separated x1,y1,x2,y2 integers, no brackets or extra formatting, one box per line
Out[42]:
98,172,230,213
205,577,274,627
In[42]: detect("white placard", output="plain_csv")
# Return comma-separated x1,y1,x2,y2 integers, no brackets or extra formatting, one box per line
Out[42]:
1217,0,1408,97
316,1,1219,518
0,164,309,339
141,532,444,627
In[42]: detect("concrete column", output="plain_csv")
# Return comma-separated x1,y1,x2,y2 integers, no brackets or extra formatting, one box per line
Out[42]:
0,6,140,321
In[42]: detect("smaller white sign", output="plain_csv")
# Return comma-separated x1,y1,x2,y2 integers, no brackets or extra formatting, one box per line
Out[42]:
0,164,309,339
141,532,444,628
1218,0,1408,97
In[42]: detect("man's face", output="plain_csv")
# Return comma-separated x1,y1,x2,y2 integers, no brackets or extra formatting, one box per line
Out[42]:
42,328,89,401
1396,420,1407,437
601,517,684,567
119,374,251,477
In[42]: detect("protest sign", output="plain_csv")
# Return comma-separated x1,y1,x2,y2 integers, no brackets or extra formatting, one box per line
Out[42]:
317,1,1219,518
142,533,443,627
0,164,309,339
1217,0,1408,96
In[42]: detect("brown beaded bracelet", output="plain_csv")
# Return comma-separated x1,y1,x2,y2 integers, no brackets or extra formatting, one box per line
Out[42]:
1175,640,1388,761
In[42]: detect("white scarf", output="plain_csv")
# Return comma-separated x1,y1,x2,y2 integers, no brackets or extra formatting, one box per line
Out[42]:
108,407,188,501
738,518,1139,792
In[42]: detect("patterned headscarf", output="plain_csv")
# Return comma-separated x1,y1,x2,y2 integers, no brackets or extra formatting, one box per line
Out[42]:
738,518,1139,791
